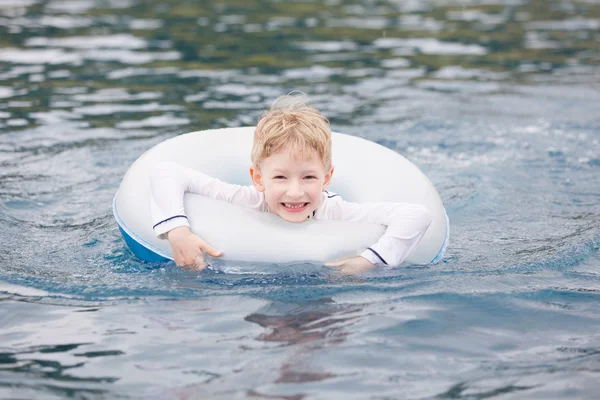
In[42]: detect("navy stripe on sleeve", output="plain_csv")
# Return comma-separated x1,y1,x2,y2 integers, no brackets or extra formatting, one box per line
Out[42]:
367,247,388,265
325,190,339,199
153,215,188,229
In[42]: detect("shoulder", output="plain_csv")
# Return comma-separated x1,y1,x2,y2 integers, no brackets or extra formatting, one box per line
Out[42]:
314,191,345,219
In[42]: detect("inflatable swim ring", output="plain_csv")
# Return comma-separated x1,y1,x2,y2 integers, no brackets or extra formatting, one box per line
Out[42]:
113,127,449,265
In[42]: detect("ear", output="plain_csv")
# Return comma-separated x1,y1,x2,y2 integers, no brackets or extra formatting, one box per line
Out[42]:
249,166,265,192
322,165,334,190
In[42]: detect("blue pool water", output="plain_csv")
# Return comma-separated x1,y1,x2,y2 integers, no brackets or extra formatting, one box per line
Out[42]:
1,0,600,398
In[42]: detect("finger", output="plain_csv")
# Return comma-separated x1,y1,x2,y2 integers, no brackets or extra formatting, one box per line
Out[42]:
174,253,187,267
173,248,197,267
178,255,200,270
324,259,344,267
194,254,208,270
326,255,358,266
183,254,199,267
175,250,200,269
179,260,199,270
199,242,223,257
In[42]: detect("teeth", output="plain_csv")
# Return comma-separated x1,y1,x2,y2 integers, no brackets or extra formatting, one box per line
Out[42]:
284,203,306,209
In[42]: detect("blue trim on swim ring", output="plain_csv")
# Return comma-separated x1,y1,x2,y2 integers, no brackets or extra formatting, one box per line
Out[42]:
430,209,449,264
118,226,169,263
113,194,171,263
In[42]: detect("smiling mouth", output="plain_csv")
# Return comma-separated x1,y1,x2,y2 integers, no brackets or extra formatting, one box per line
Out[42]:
282,202,308,211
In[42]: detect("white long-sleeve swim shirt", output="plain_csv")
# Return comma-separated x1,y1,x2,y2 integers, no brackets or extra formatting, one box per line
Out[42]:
150,162,432,266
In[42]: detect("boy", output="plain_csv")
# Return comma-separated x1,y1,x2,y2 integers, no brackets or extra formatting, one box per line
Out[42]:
150,93,432,274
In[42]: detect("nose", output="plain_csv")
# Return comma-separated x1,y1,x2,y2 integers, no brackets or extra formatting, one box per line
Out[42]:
286,179,304,198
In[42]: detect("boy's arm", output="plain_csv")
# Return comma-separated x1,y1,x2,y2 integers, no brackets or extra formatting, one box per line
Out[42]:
320,198,433,267
150,161,263,238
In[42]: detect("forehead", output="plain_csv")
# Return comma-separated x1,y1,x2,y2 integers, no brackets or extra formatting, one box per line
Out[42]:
262,146,324,170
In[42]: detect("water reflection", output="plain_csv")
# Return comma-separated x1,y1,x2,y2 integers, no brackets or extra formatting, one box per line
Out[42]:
244,299,362,397
245,299,360,347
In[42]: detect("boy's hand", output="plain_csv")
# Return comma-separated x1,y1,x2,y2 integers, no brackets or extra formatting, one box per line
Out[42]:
324,256,375,275
167,226,222,270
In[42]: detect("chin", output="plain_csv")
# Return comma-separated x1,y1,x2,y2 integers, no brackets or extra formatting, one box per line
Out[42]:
281,214,309,223
276,209,312,223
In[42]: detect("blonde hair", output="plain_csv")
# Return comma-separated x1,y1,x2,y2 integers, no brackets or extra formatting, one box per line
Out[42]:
251,93,332,169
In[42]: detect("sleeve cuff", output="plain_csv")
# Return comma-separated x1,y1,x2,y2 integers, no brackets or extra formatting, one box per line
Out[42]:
361,248,384,266
153,216,189,239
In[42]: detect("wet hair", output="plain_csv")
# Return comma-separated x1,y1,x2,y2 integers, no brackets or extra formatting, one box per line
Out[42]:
251,92,332,170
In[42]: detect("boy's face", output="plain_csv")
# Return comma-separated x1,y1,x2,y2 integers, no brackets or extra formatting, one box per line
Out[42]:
250,147,334,223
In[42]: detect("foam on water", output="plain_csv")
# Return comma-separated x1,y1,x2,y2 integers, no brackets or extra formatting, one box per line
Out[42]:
374,38,488,55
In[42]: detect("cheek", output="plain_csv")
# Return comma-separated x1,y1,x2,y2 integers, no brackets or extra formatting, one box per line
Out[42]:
264,184,285,202
307,184,323,199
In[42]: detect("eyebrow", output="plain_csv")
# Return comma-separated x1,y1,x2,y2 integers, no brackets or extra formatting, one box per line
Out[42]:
272,169,319,174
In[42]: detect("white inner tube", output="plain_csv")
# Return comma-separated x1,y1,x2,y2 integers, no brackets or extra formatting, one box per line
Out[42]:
113,127,449,265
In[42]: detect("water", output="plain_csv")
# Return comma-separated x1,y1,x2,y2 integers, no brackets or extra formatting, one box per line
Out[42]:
1,0,600,398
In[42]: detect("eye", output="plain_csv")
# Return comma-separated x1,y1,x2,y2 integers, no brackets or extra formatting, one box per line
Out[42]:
304,175,318,180
273,175,286,180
